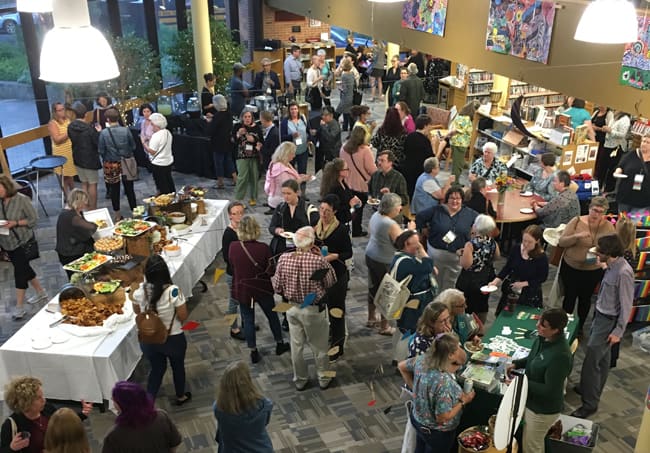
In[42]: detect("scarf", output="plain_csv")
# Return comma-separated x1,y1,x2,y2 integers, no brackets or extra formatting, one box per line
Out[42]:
315,217,340,241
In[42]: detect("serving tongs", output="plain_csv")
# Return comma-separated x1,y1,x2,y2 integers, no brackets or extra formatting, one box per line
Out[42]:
49,314,79,328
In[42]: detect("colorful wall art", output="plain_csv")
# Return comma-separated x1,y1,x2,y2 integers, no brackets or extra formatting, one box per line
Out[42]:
620,16,650,91
402,0,448,37
485,0,556,64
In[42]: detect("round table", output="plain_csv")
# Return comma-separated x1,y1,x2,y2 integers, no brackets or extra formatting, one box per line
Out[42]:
485,188,543,223
30,155,67,216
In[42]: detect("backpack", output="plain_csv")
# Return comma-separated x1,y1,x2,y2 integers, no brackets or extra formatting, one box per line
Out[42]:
135,286,177,344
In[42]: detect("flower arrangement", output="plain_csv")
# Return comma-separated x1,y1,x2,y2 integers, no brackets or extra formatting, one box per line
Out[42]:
495,173,515,194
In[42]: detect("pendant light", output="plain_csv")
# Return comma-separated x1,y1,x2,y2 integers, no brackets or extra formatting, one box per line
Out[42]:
574,0,638,44
39,0,120,83
368,0,405,2
17,0,53,12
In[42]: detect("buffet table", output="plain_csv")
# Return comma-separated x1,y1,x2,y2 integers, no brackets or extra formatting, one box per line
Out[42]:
0,199,229,406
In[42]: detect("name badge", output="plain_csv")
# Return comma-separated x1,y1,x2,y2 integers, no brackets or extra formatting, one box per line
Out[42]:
245,144,253,152
295,137,303,146
633,173,644,191
443,230,456,244
585,251,597,265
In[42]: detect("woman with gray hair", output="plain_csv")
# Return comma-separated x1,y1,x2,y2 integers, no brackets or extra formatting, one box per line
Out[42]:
206,94,236,189
228,215,290,363
143,112,175,194
455,214,500,323
365,193,416,335
55,189,98,278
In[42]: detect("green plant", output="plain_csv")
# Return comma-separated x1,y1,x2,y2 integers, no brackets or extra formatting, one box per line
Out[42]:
0,35,28,82
167,18,243,94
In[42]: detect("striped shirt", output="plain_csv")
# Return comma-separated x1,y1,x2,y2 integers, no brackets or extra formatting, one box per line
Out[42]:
0,193,38,251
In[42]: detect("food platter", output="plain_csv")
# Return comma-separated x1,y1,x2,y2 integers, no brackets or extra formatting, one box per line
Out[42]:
59,296,124,327
63,252,112,273
92,280,121,294
114,219,156,237
94,235,124,253
464,341,484,353
367,198,380,206
144,193,176,206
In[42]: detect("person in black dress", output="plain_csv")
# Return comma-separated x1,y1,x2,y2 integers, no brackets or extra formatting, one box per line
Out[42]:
201,73,217,117
320,158,362,225
401,114,435,200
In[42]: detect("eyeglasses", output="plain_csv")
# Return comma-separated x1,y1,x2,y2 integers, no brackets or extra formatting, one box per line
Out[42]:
590,207,605,214
55,108,65,112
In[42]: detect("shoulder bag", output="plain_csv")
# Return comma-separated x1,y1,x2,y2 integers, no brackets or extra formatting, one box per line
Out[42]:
135,287,177,344
1,200,39,260
349,152,371,183
107,128,139,181
375,255,412,320
236,241,274,301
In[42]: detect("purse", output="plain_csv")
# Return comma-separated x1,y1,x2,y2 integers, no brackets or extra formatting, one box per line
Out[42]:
353,90,362,106
107,128,139,181
236,241,274,301
1,201,39,260
374,256,412,320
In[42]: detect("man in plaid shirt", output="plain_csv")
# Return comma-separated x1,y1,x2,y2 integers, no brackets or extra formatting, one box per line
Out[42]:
272,226,337,390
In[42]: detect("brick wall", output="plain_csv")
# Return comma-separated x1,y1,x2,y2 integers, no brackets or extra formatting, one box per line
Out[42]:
262,2,331,43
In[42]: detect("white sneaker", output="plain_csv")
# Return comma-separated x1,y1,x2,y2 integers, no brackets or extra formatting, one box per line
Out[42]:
26,292,48,305
12,308,26,320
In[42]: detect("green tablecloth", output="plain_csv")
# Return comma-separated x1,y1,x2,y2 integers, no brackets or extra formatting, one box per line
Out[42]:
457,306,578,434
483,305,579,353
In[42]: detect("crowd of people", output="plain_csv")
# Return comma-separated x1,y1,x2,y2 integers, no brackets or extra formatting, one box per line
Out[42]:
0,47,645,453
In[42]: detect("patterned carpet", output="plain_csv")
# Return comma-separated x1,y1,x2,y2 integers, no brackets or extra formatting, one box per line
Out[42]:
1,105,647,452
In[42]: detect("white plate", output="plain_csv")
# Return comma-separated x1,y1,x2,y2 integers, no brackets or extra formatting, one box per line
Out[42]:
480,285,498,293
367,198,380,206
613,173,628,179
280,232,295,240
32,338,52,350
589,246,598,254
50,331,69,344
519,208,534,214
520,191,533,197
0,220,8,226
309,175,317,182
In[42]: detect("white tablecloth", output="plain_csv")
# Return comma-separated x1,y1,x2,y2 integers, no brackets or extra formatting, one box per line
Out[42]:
0,199,228,404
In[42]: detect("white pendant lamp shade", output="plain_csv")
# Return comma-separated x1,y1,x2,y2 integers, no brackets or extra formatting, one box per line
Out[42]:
39,0,119,83
17,0,53,12
574,0,639,44
368,0,405,2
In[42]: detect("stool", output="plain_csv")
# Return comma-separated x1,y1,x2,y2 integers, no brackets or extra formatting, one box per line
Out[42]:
29,155,67,216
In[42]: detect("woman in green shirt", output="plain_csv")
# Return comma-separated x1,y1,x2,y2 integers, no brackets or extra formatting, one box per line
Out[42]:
447,100,479,180
507,308,573,453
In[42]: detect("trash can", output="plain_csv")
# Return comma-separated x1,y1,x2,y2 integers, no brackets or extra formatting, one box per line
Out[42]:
544,414,599,453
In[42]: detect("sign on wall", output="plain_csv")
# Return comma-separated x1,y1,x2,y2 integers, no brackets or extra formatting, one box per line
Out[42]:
401,0,448,37
620,16,650,91
485,0,556,64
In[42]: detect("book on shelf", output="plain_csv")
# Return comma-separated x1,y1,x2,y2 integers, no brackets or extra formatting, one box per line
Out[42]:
555,113,571,128
574,124,589,144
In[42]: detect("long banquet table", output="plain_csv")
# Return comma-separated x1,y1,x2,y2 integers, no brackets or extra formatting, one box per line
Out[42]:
0,199,229,406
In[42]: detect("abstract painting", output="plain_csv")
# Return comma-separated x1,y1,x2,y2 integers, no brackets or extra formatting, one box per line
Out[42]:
485,0,556,64
402,0,448,37
620,16,650,91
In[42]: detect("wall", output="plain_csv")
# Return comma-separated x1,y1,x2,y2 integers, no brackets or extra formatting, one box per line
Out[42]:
262,2,330,44
267,0,650,116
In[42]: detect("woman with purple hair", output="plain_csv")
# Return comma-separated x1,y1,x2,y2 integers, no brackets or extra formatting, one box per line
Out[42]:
102,381,182,453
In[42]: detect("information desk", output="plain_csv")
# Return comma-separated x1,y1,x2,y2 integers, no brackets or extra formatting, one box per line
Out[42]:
0,199,229,406
458,306,578,432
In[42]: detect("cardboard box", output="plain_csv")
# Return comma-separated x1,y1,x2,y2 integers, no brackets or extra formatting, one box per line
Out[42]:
83,208,113,239
544,414,599,453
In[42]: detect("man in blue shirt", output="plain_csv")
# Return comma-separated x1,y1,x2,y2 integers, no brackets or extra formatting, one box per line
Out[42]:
283,45,303,101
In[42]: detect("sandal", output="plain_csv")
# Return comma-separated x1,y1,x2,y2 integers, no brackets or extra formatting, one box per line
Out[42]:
378,327,395,336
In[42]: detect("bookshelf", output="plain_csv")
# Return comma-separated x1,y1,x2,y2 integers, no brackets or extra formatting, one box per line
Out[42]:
505,79,564,110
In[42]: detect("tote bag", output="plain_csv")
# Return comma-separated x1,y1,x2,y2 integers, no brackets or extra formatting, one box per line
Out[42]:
375,256,412,319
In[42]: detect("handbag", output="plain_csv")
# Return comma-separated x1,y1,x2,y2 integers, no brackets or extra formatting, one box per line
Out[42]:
375,256,412,319
546,262,565,309
107,128,139,181
236,241,274,301
1,201,39,260
353,90,362,106
135,286,177,344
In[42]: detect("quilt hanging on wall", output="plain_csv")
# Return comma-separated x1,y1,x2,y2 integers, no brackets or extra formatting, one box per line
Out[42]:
620,16,650,91
402,0,448,37
485,0,556,64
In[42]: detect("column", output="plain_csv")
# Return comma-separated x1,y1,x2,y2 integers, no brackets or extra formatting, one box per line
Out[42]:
191,0,213,93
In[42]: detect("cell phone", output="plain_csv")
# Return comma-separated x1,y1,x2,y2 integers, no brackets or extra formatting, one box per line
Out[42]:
20,431,31,439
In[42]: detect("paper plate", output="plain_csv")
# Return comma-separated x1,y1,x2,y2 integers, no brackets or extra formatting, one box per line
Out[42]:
519,208,534,214
542,224,566,247
309,175,317,182
367,198,380,206
613,173,628,179
32,338,52,350
589,246,598,254
464,341,484,353
520,191,533,197
0,220,8,226
480,285,498,293
280,231,295,240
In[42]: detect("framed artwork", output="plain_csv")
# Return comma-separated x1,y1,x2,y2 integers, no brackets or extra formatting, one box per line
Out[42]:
575,144,588,164
563,151,573,166
309,18,322,27
588,146,598,162
485,0,557,64
402,0,448,37
620,16,650,90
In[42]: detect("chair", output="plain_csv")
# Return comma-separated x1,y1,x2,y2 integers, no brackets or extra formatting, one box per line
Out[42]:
14,179,47,215
426,106,451,130
28,155,67,216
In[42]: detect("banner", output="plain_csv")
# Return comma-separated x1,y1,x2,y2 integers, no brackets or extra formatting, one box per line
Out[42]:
620,16,650,91
402,0,448,37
